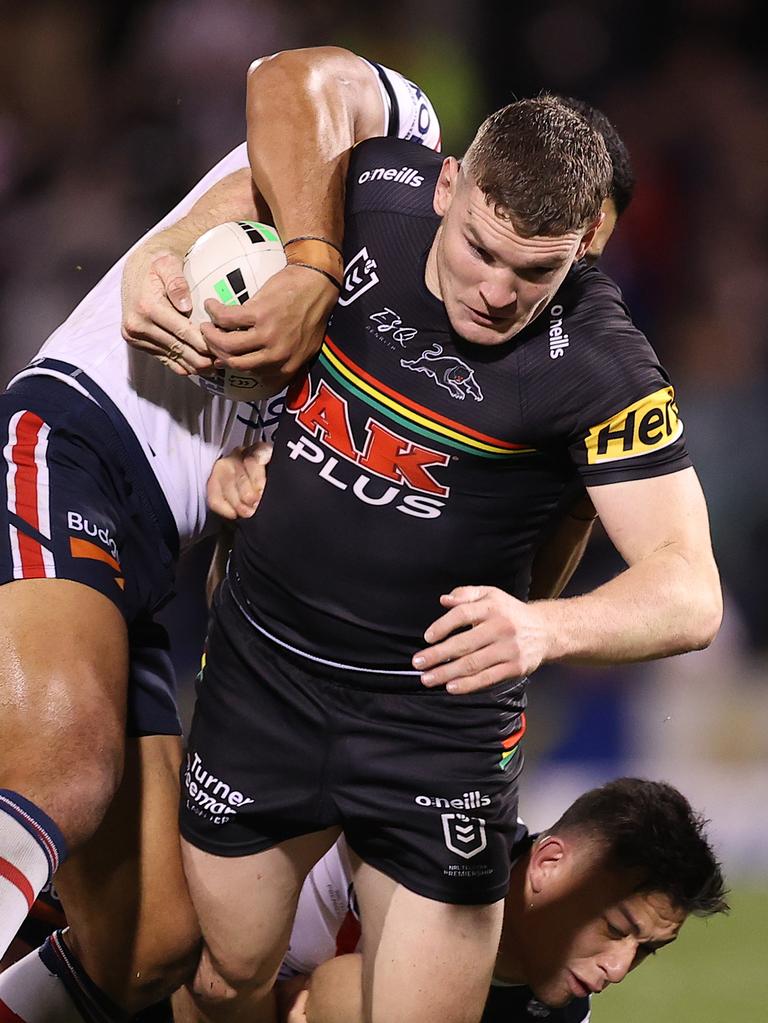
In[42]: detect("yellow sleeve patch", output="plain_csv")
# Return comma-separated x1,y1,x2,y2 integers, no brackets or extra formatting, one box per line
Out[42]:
584,386,683,464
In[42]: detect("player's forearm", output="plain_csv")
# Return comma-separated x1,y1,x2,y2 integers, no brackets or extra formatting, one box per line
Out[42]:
535,546,723,664
135,169,261,260
121,169,264,369
247,47,383,244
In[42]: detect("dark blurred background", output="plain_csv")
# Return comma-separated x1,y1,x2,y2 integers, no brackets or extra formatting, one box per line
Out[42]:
1,2,766,1014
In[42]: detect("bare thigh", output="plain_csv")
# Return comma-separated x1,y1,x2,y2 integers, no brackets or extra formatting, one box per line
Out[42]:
56,734,200,1013
182,827,341,995
0,579,129,847
354,857,503,1023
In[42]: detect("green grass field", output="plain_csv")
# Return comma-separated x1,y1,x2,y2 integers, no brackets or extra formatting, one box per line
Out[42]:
592,885,768,1021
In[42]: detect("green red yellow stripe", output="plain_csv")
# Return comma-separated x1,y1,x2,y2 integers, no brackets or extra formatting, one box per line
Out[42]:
499,712,527,769
321,337,535,459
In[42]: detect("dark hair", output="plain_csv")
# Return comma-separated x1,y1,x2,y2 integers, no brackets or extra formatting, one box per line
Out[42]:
550,777,729,917
557,96,636,217
462,94,612,237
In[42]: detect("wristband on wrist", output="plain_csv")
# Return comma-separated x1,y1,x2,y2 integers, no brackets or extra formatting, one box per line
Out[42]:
283,237,344,286
283,235,344,257
286,262,342,290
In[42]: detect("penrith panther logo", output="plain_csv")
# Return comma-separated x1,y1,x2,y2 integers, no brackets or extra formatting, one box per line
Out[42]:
400,344,483,401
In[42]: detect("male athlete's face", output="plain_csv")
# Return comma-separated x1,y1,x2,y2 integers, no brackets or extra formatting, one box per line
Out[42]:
508,834,686,1008
427,158,601,345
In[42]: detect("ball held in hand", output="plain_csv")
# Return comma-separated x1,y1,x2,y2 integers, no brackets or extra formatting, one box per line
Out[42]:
183,220,286,400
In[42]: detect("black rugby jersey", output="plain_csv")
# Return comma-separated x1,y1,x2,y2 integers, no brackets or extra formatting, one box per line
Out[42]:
482,984,589,1023
232,137,690,669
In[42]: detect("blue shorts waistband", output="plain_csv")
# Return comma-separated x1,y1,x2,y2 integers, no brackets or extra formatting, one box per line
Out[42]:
9,362,179,560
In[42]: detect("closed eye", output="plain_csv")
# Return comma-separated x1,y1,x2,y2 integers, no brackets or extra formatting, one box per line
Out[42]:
467,239,494,264
639,944,659,957
520,266,557,280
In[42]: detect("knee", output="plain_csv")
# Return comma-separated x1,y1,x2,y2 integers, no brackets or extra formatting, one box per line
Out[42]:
2,733,124,850
61,737,126,845
130,926,202,1007
192,943,276,1006
65,741,125,823
71,912,201,1012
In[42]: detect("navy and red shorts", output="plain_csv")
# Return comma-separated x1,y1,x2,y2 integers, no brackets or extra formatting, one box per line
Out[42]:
0,368,181,736
180,574,528,905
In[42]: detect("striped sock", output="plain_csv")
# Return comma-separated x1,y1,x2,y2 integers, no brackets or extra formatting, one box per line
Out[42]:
0,792,66,961
0,941,82,1022
38,931,129,1022
0,933,173,1023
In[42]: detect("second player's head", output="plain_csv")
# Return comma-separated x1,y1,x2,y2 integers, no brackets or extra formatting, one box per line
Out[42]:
503,777,728,1008
428,95,612,345
558,95,636,263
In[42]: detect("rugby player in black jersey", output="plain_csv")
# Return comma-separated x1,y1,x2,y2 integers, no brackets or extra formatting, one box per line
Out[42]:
205,93,637,556
0,73,637,1023
273,779,727,1023
175,99,721,1023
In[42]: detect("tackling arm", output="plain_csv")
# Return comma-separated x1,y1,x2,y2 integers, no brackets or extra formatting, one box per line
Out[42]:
121,169,262,374
199,48,390,380
122,47,392,377
246,46,385,248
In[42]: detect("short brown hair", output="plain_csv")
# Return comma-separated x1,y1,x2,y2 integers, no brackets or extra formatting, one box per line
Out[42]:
463,94,612,236
558,95,635,216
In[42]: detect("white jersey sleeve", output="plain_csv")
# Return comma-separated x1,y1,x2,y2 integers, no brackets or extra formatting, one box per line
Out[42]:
361,59,442,152
279,838,359,980
13,54,440,546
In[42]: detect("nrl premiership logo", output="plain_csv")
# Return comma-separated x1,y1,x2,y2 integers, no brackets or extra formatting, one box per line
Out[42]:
401,344,483,401
441,813,487,859
338,246,380,306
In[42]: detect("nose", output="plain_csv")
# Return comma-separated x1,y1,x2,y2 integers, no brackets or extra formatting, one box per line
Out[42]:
599,942,637,986
478,275,517,311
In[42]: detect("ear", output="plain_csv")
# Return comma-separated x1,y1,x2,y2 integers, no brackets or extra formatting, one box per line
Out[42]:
433,157,461,217
574,209,606,261
528,834,568,896
587,197,619,261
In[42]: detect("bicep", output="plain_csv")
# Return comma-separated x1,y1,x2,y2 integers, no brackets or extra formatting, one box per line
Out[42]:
290,46,388,141
248,46,387,144
587,467,715,567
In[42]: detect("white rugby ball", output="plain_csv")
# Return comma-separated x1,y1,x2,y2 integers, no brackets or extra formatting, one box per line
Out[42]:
183,220,286,401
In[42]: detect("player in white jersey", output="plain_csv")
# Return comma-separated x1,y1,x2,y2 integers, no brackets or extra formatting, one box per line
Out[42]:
260,780,727,1023
14,56,441,547
0,47,440,1023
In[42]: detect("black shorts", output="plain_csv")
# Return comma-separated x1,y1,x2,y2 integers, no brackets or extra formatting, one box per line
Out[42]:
0,369,181,737
180,577,528,905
